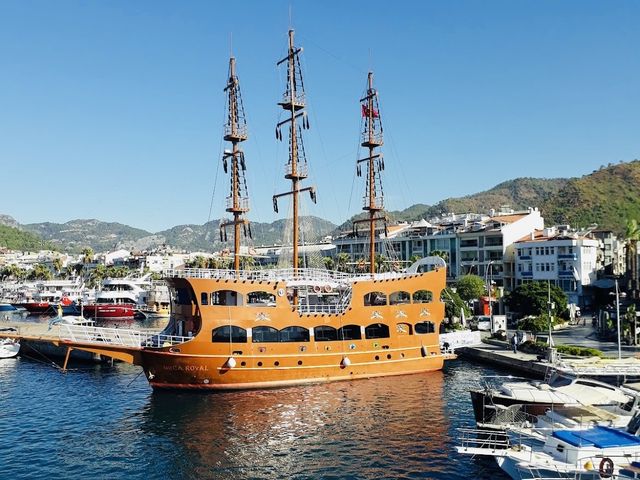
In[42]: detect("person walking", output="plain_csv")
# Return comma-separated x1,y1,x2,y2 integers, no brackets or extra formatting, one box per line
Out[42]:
511,334,518,354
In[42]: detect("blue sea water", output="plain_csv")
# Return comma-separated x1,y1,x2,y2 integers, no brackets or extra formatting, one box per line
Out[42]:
0,340,510,479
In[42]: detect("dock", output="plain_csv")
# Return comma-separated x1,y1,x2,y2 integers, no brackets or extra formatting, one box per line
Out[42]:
457,340,550,378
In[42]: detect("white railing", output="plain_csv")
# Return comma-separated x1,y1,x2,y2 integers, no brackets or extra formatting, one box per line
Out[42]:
59,324,190,348
163,267,411,284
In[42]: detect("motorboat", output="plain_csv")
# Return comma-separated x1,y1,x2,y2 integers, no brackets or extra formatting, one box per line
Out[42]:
458,424,640,479
0,338,20,359
82,276,152,319
471,371,638,427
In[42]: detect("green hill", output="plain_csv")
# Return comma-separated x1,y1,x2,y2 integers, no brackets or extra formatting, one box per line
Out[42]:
0,224,50,251
542,160,640,234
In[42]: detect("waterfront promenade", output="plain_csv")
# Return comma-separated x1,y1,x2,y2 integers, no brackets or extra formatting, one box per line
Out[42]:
459,322,640,379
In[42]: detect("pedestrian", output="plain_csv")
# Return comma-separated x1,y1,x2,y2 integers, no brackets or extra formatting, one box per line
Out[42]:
511,334,518,354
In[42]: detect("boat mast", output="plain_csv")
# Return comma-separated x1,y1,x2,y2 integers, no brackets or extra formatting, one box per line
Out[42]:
273,29,316,278
355,72,386,275
220,56,251,272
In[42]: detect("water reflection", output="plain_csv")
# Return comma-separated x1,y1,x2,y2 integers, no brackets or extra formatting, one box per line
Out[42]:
138,372,452,479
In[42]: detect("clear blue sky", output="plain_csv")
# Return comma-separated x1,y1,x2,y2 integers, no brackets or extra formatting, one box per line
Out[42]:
1,1,639,232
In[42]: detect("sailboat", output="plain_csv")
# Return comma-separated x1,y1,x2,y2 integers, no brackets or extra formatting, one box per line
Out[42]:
5,30,451,390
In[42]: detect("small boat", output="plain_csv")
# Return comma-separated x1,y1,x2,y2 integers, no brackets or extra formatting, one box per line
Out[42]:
0,303,16,312
470,371,637,426
0,338,20,359
82,303,136,319
457,424,640,479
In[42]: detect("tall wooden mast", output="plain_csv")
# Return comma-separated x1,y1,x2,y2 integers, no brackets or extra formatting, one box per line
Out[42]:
220,56,251,272
273,29,317,276
354,72,386,275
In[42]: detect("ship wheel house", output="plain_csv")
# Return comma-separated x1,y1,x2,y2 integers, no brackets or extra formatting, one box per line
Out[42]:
165,270,444,350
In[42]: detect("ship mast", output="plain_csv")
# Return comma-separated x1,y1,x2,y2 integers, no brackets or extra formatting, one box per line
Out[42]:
220,56,251,272
273,29,317,279
354,72,386,275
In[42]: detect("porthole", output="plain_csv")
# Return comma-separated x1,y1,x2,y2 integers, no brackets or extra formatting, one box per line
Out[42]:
241,361,246,367
375,355,380,361
274,361,280,367
297,360,303,366
387,354,392,360
400,353,405,358
257,361,263,367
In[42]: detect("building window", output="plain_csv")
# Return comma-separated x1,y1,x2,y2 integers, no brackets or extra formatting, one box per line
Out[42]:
365,323,390,339
314,325,338,341
212,326,247,343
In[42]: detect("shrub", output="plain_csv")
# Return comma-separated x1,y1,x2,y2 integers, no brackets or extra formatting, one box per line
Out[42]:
555,344,604,358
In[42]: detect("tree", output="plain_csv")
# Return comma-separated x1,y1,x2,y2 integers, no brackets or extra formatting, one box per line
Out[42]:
335,253,350,273
429,250,449,263
441,287,471,321
89,264,107,288
625,218,640,297
52,257,63,277
81,247,94,264
505,281,569,320
455,275,486,302
28,263,53,281
322,256,335,270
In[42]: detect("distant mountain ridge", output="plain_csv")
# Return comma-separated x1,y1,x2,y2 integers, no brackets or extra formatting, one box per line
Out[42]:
3,160,640,251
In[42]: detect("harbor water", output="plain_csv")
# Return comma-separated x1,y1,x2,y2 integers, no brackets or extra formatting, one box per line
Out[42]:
0,316,509,479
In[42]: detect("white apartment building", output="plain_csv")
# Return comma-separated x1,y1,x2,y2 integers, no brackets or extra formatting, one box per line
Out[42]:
514,226,599,306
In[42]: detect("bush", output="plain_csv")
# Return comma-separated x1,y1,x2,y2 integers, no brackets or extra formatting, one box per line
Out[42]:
517,314,556,333
555,344,604,358
518,340,547,354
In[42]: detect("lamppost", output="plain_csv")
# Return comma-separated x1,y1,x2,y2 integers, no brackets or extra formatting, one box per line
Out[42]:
611,279,628,359
547,280,555,348
486,260,494,331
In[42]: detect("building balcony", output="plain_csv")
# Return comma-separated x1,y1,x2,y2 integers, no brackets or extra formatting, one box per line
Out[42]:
521,271,533,277
558,254,577,260
559,270,575,278
518,255,531,260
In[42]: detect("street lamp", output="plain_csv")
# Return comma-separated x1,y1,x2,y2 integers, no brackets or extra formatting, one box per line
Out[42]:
486,260,494,331
611,279,627,360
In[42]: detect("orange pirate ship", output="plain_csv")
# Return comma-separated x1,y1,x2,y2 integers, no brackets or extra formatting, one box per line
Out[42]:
7,30,452,390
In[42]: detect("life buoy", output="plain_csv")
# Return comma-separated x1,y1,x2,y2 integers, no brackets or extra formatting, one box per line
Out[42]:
313,285,321,294
599,457,614,478
324,284,332,293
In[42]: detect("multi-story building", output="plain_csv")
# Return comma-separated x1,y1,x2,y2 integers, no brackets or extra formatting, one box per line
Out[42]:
591,229,626,276
333,207,544,286
514,226,599,307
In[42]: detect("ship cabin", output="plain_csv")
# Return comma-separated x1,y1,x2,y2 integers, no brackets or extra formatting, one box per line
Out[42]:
161,266,446,362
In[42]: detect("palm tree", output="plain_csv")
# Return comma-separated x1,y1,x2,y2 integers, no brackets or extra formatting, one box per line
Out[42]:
28,263,53,281
322,256,335,271
625,219,640,298
52,257,63,277
335,253,350,273
429,250,449,263
81,247,94,264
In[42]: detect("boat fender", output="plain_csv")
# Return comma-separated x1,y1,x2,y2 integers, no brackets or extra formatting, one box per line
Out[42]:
584,460,594,471
599,457,614,478
313,285,322,294
421,345,428,357
324,285,332,293
224,357,237,369
341,356,351,368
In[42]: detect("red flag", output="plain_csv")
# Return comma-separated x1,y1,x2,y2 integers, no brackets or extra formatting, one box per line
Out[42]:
361,105,380,118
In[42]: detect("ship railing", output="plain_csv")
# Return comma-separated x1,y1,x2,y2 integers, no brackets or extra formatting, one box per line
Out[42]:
164,267,412,284
456,427,511,452
59,324,190,348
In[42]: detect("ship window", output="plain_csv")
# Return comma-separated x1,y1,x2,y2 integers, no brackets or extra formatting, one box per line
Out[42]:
415,321,436,334
389,291,410,305
252,326,279,343
365,323,390,339
211,326,247,343
314,325,338,341
396,323,412,335
280,326,310,342
364,291,387,306
211,290,242,306
246,291,276,307
338,324,362,341
174,287,194,306
413,290,433,303
200,292,208,306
